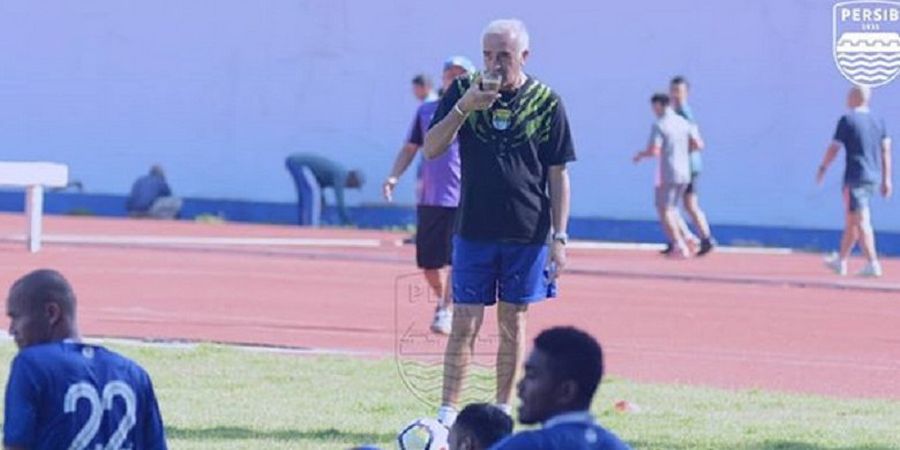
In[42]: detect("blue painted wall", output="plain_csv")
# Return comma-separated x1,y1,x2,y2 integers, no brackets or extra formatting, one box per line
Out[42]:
0,1,898,231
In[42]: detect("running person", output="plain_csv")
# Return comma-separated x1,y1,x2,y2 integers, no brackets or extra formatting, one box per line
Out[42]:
817,85,892,277
669,76,715,255
384,56,476,334
4,269,167,450
423,19,575,425
634,93,703,259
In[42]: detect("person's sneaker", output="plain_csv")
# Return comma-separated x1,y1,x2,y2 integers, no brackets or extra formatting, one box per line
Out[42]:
697,238,716,256
659,242,674,255
824,253,847,276
437,405,458,427
430,308,452,335
666,244,691,259
857,261,883,278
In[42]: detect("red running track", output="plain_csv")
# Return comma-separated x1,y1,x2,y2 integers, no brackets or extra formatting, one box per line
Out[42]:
0,214,898,399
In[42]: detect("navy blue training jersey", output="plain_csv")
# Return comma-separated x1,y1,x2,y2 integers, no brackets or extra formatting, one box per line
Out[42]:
4,341,167,450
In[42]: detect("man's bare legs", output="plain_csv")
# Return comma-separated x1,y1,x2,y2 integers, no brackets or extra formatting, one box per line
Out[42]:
496,302,528,409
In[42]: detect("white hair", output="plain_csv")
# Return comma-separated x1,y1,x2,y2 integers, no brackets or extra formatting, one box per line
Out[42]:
852,84,872,103
483,19,530,53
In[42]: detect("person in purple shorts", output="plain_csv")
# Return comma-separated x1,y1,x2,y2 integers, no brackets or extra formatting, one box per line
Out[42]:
384,56,476,334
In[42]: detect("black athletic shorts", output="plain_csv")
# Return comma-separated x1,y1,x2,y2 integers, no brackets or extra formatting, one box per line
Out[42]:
416,205,457,269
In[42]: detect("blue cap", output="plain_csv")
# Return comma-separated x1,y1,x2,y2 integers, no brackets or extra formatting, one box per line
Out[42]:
443,56,475,74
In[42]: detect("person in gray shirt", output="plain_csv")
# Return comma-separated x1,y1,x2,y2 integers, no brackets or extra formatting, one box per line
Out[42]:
817,85,892,277
634,93,703,258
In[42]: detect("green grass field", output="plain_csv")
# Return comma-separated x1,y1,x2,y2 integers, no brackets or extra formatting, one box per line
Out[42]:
0,342,898,449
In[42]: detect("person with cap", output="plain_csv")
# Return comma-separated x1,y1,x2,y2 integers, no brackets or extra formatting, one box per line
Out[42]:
412,73,438,103
383,55,475,335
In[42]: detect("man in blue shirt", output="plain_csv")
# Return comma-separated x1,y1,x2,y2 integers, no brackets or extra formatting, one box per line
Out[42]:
126,165,182,219
4,269,167,450
489,327,630,450
817,85,893,277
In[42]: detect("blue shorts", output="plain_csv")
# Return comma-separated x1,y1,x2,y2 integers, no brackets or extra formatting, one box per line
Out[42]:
844,183,875,213
451,235,557,306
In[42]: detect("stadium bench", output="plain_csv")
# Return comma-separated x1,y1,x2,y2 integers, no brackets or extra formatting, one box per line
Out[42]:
0,162,69,252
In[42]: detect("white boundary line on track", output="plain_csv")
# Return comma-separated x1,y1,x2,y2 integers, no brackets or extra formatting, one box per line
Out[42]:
1,234,383,248
0,332,380,357
567,240,794,255
0,233,795,255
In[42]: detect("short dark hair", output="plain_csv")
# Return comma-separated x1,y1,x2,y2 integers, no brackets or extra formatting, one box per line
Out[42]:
346,170,365,188
455,403,513,448
650,93,670,107
533,327,604,409
670,75,689,87
411,74,432,87
10,269,77,317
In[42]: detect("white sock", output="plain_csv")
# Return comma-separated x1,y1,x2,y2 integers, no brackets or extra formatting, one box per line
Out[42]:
437,405,458,426
496,403,512,416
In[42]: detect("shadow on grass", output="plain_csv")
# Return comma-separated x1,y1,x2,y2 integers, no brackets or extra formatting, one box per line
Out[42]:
628,441,898,450
166,426,394,444
750,443,898,450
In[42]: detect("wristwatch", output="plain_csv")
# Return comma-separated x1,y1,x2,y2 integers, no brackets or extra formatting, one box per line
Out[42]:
552,232,568,245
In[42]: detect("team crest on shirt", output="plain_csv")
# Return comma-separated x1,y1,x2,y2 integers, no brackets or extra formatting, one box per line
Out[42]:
492,108,512,130
833,1,900,87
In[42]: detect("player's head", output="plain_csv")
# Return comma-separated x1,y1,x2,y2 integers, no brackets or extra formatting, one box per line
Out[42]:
482,19,530,90
346,170,365,189
651,93,670,117
442,56,476,91
150,164,165,178
412,74,434,102
448,403,513,450
6,269,79,350
669,76,690,106
847,84,871,109
516,326,605,425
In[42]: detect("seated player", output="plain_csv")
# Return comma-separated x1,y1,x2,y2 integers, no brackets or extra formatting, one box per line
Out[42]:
126,165,182,219
489,327,630,450
449,403,513,450
4,269,167,450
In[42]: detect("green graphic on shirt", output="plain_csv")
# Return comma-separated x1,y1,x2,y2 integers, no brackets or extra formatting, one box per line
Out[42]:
455,75,558,147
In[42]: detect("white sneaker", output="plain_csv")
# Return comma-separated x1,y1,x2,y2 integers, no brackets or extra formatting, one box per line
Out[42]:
666,243,691,259
824,253,847,276
431,308,452,335
437,405,458,427
857,261,883,277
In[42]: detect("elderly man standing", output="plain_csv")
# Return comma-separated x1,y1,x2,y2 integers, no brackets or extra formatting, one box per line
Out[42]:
423,18,575,425
818,85,892,277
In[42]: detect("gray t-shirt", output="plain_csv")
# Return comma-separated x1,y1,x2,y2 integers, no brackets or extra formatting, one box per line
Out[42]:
648,109,699,185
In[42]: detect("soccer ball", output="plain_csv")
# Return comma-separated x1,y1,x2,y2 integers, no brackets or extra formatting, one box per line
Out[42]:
397,417,449,450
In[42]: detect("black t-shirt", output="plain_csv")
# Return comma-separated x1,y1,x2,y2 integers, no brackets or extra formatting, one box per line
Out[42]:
430,74,576,243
